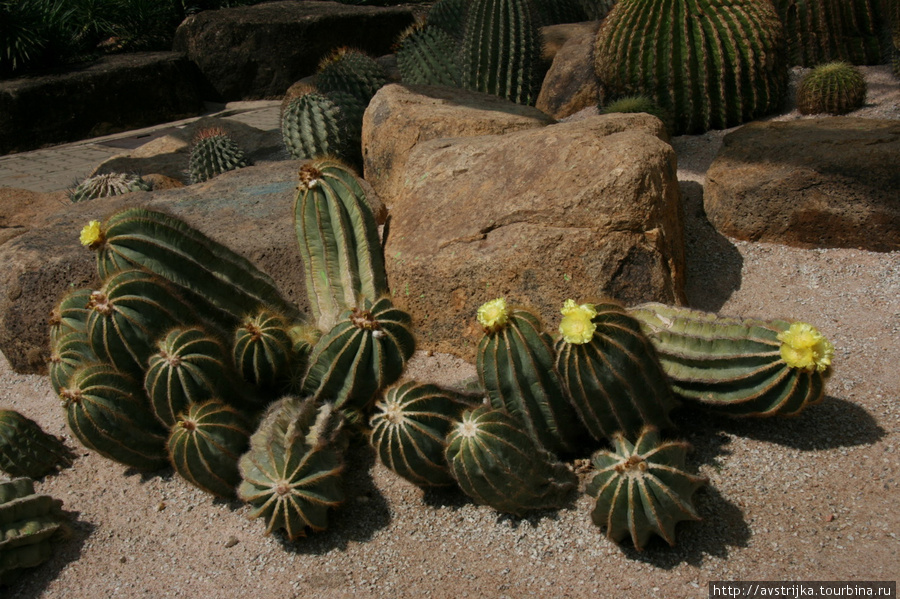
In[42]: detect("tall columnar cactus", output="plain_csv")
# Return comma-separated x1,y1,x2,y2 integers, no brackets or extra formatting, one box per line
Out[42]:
773,0,882,67
554,300,677,442
315,47,388,107
369,381,478,487
444,405,578,516
0,410,72,478
594,0,788,135
301,297,416,416
0,478,71,586
81,208,305,330
232,310,298,393
188,127,250,184
475,298,587,456
48,330,97,397
796,62,868,115
167,400,251,498
294,159,388,332
396,25,462,88
586,426,707,551
60,363,168,471
68,172,151,203
48,287,93,345
460,0,544,105
237,396,347,539
629,303,834,417
281,85,365,164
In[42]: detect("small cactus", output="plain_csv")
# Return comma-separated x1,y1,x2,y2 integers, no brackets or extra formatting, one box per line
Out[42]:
0,411,72,479
315,47,388,107
600,95,673,132
48,330,97,397
232,311,297,393
796,62,868,115
68,172,151,203
188,127,250,184
48,287,93,345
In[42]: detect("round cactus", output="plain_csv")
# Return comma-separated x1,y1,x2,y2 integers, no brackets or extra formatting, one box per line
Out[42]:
426,0,468,40
600,94,672,132
48,287,93,345
48,330,97,397
396,24,462,88
0,410,72,479
586,426,707,551
315,47,388,106
68,172,151,203
281,85,365,164
232,310,297,392
796,61,867,115
188,127,250,184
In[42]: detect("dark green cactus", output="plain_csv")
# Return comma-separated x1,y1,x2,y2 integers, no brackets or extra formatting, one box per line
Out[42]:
167,400,251,498
0,411,72,479
315,47,388,106
60,363,168,471
281,85,365,165
594,0,788,135
444,405,578,516
48,330,97,397
68,172,151,204
232,311,297,392
0,478,71,586
48,287,93,345
773,0,882,67
554,300,677,442
475,298,587,456
579,0,618,21
396,25,462,88
586,426,706,551
629,303,833,417
301,297,416,415
188,127,250,184
427,0,468,40
294,159,389,332
237,396,347,539
369,381,478,487
796,62,867,115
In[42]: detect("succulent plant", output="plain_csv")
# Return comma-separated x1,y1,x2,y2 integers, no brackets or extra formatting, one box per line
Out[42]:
48,287,93,345
554,300,677,442
0,411,72,479
315,47,388,107
281,85,365,165
396,25,462,88
48,330,98,397
369,380,478,487
586,426,707,551
232,310,297,393
773,0,882,67
168,400,251,498
600,94,673,132
475,298,587,456
444,405,578,516
594,0,788,135
237,396,347,539
426,0,468,40
68,172,151,203
0,478,71,586
188,126,250,184
796,61,868,115
629,303,833,417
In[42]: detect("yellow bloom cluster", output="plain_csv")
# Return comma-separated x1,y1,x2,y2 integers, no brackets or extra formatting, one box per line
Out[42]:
777,322,834,372
559,299,597,345
477,298,508,332
79,220,103,248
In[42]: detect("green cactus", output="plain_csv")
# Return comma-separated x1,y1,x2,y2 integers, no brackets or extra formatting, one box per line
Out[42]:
281,85,365,165
0,411,72,479
48,330,98,397
167,400,251,498
369,381,478,487
301,297,416,415
188,126,250,184
237,396,347,539
772,0,882,67
315,47,388,107
232,310,297,392
594,0,788,135
60,363,168,471
444,405,578,516
600,95,673,132
554,300,677,442
48,287,93,345
396,25,462,88
475,298,587,456
294,159,389,332
629,303,833,417
0,478,71,586
586,426,706,550
426,0,468,40
796,62,868,115
68,172,151,204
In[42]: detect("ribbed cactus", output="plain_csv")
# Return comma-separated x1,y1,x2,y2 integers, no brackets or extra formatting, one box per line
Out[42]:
369,381,478,487
396,25,462,87
60,363,168,471
444,405,578,516
188,127,250,184
315,47,388,107
0,411,72,478
294,159,388,332
427,0,468,40
629,303,833,417
82,208,304,330
594,0,788,135
461,0,544,105
168,400,251,498
796,62,867,115
232,310,298,392
281,85,365,164
48,330,97,397
68,172,151,203
302,297,416,415
586,427,706,550
773,0,882,67
48,287,93,345
554,300,677,442
237,396,347,539
0,478,71,586
475,298,587,456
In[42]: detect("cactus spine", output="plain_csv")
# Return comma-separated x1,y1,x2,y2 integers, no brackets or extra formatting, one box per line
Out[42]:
232,311,297,392
796,62,867,115
281,85,365,164
188,127,250,184
0,411,72,478
397,25,462,87
68,172,151,203
315,48,388,107
772,0,882,66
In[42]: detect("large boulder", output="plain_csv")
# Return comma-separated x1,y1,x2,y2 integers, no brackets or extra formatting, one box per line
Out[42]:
362,84,555,206
383,113,684,361
172,1,416,101
0,52,204,155
705,118,900,252
536,22,601,119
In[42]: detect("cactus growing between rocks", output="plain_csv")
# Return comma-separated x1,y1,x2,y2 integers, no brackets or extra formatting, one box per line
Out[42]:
796,62,868,115
188,127,250,184
426,0,468,39
601,95,672,132
281,85,365,164
68,172,151,203
586,426,706,550
396,25,462,88
0,411,72,479
315,48,388,107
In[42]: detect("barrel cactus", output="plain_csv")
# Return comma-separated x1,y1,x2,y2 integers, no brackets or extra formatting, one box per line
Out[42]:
315,47,388,107
796,62,867,115
48,287,93,345
772,0,882,67
188,126,250,184
68,172,151,203
586,426,707,551
48,330,97,397
396,24,462,88
281,85,365,164
232,310,298,393
594,0,788,135
0,411,72,479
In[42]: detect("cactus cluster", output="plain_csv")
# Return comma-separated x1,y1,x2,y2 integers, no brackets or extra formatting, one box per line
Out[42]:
68,173,151,203
796,62,868,115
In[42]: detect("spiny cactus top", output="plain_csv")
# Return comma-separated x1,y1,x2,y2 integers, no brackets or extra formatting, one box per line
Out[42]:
315,47,388,107
796,62,868,115
188,126,250,184
0,410,72,478
68,172,151,203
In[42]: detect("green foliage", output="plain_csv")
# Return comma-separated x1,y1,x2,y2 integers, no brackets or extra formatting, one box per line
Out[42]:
796,61,868,115
188,127,250,184
68,172,151,203
600,94,673,132
0,410,73,478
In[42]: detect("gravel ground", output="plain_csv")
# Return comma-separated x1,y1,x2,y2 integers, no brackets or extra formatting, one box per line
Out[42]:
2,67,898,598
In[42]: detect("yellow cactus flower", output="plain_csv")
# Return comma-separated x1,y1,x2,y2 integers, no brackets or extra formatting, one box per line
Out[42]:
559,299,597,344
79,220,103,248
777,322,834,372
477,298,508,332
